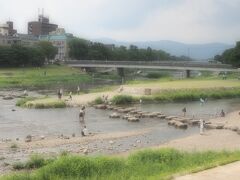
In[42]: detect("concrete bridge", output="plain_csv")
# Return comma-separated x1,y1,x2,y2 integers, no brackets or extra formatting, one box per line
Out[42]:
65,60,238,78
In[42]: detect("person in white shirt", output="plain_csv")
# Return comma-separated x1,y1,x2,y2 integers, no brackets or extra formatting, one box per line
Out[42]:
81,125,89,136
200,119,204,135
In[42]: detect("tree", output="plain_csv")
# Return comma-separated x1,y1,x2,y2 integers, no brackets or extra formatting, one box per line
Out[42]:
215,41,240,67
67,38,191,62
68,38,90,60
37,41,58,63
128,45,139,60
0,45,45,67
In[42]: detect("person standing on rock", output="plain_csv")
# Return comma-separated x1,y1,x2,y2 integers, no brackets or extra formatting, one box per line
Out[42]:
200,119,204,135
77,86,80,95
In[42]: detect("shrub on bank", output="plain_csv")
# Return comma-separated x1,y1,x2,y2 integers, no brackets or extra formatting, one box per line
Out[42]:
94,97,104,104
3,149,240,180
146,72,169,79
16,97,37,107
12,154,52,171
111,95,134,105
149,87,240,102
25,98,66,109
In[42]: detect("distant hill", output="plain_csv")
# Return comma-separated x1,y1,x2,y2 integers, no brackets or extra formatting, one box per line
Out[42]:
93,38,233,60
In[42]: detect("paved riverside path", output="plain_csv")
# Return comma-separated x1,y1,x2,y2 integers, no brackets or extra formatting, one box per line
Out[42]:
175,161,240,180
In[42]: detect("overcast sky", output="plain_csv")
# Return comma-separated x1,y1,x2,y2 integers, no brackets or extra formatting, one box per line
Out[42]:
1,0,240,44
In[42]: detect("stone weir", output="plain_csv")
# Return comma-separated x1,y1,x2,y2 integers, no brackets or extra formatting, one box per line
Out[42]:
93,104,200,129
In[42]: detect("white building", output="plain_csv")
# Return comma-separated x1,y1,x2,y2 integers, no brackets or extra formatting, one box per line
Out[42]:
0,24,9,36
39,28,73,61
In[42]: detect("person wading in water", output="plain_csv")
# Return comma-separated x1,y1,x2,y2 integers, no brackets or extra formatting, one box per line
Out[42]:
79,106,86,135
182,107,187,117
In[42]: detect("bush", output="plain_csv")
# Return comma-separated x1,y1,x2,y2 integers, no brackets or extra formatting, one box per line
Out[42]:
146,72,169,79
16,97,37,107
94,97,104,104
25,99,66,109
12,162,25,170
25,154,46,169
10,144,18,149
111,95,134,105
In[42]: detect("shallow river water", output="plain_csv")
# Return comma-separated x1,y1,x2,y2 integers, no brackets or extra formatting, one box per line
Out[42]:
1,95,240,143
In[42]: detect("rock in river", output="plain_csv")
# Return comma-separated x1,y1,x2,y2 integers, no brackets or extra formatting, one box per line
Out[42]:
109,113,120,118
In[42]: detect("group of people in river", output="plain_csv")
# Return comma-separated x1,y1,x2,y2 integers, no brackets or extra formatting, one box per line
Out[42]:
56,86,89,136
55,87,229,137
181,104,226,135
57,86,81,100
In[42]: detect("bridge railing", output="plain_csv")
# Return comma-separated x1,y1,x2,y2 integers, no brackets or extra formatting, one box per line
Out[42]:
66,60,234,69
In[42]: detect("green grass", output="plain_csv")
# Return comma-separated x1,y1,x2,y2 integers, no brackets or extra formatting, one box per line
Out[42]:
0,65,91,89
142,87,240,102
16,97,66,109
145,72,170,79
112,95,134,105
12,154,52,171
111,87,240,104
93,97,104,105
24,98,66,109
16,97,37,107
127,79,240,89
2,149,240,180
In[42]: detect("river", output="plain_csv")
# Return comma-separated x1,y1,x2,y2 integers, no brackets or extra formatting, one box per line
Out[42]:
1,93,240,143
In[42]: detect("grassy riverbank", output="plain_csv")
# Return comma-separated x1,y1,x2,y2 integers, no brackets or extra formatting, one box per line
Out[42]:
17,79,240,108
0,65,91,89
111,87,240,105
2,148,240,180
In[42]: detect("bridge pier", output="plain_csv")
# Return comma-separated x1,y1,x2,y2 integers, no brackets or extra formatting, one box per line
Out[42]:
117,68,125,83
186,70,191,78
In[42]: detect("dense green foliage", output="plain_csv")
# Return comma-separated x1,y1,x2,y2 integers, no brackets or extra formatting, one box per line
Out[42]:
93,97,104,104
0,45,45,67
0,42,57,67
68,38,190,61
112,95,134,105
146,72,170,79
37,41,58,63
3,149,240,180
215,41,240,67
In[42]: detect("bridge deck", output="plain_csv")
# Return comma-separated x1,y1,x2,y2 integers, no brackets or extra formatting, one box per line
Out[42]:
65,60,238,72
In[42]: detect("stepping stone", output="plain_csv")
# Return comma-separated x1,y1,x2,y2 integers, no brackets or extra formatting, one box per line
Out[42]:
109,113,121,118
157,114,166,119
165,116,178,120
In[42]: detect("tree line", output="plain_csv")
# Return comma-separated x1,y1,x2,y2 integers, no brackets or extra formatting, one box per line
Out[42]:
0,41,57,67
68,38,191,61
214,41,240,67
